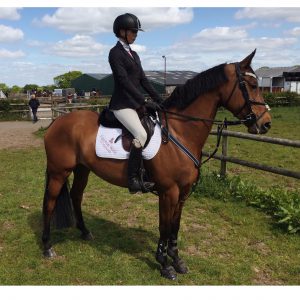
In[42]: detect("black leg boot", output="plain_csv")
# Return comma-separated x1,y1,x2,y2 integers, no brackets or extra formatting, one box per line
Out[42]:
128,142,155,194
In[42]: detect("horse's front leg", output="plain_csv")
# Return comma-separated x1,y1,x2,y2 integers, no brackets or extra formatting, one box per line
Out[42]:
167,197,189,274
156,187,179,280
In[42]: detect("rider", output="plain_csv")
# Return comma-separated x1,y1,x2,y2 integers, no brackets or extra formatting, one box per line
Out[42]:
109,13,163,194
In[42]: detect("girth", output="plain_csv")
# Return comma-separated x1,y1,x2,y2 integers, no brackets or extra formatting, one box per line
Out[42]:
98,106,156,151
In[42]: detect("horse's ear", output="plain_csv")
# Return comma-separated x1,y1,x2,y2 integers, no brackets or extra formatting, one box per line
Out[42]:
240,49,256,68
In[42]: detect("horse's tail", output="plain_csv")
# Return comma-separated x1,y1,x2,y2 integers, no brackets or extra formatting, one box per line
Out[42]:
43,169,74,229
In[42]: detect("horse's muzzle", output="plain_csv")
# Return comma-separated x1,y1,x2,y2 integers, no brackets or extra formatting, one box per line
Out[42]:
248,120,271,134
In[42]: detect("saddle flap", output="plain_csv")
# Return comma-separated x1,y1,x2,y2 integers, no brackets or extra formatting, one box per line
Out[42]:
98,106,157,151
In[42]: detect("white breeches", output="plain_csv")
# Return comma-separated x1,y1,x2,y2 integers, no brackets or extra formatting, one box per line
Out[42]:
112,108,147,148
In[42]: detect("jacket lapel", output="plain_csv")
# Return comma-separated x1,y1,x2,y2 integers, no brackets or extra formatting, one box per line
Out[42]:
117,41,136,62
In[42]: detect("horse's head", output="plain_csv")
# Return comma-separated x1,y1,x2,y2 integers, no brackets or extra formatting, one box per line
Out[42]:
221,50,272,134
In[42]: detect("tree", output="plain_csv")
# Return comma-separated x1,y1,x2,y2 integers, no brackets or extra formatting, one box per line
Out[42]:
54,71,82,89
10,85,22,94
0,83,9,93
42,84,57,91
23,84,39,93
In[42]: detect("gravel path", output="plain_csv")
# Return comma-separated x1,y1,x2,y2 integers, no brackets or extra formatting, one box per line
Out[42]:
0,120,52,150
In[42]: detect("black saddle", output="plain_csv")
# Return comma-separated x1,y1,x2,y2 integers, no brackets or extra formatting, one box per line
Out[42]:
98,106,156,151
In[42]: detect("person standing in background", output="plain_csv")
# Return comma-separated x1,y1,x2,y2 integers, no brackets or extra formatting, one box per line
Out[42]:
28,93,40,123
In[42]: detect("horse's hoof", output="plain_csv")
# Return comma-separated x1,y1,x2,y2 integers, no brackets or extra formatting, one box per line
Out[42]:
81,232,94,241
43,248,57,258
172,258,189,274
160,266,177,280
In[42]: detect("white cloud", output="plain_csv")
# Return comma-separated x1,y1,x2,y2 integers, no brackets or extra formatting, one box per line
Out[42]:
172,26,297,54
38,7,193,34
131,44,146,52
0,49,25,58
287,27,300,36
193,27,248,40
235,8,300,23
0,8,22,20
46,35,107,57
0,25,24,42
149,25,299,72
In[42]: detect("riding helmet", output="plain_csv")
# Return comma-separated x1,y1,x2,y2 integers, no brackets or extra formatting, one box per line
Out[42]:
113,13,144,37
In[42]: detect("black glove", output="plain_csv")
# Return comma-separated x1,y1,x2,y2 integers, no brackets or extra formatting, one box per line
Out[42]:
144,100,162,111
155,96,164,105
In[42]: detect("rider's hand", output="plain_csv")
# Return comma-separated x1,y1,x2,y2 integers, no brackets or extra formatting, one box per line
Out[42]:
144,99,162,111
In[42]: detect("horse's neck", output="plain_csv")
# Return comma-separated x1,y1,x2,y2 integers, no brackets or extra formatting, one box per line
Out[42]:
168,94,219,158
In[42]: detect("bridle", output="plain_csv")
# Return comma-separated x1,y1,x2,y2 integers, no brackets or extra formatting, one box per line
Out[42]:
222,63,270,127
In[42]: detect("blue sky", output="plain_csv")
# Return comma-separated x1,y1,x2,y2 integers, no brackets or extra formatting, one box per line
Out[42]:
1,4,300,87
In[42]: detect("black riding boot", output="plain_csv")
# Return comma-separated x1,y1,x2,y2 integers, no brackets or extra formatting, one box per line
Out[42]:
128,143,155,194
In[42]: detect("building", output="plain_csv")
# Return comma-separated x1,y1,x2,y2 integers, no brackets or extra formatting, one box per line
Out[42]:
71,73,112,96
144,70,198,95
256,66,300,93
71,71,198,96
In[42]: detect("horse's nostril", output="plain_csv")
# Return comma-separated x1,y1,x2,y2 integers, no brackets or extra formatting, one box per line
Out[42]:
264,122,271,130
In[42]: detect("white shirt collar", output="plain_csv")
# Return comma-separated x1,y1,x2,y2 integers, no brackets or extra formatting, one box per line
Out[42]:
119,39,131,52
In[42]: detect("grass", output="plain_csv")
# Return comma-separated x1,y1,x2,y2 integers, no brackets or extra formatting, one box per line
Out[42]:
0,106,299,285
0,148,300,285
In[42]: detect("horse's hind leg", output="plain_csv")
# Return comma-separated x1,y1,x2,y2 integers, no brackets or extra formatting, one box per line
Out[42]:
42,172,67,257
70,164,92,240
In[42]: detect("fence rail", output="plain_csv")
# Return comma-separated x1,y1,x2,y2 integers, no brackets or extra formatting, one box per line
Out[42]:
202,129,300,179
51,104,106,119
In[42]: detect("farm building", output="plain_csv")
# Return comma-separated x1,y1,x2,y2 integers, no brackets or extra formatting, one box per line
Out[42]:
144,70,198,95
256,66,300,93
71,73,112,96
71,71,198,96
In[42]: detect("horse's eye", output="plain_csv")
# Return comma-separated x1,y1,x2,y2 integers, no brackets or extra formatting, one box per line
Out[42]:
251,84,258,90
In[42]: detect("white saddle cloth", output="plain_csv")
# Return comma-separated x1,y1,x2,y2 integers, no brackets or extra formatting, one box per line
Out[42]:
95,123,161,160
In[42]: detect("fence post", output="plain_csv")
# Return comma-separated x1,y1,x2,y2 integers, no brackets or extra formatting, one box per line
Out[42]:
220,127,228,177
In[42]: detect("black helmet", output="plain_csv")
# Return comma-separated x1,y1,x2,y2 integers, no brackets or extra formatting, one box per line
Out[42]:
113,13,144,37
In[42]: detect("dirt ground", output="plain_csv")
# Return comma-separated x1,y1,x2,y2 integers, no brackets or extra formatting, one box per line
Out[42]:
0,120,52,150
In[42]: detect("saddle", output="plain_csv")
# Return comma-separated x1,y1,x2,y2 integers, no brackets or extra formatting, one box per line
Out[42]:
98,106,156,151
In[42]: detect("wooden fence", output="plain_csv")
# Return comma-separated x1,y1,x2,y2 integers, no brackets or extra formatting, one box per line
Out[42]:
51,104,106,119
202,130,300,179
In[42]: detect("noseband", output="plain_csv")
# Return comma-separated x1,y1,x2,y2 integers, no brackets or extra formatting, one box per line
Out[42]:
223,63,270,126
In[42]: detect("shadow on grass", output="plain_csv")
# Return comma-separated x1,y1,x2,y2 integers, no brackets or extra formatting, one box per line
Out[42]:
28,211,159,271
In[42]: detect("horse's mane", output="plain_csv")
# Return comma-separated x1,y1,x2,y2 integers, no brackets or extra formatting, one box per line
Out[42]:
163,63,228,109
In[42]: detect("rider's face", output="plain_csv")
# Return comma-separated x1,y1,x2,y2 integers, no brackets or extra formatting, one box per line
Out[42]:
120,29,138,44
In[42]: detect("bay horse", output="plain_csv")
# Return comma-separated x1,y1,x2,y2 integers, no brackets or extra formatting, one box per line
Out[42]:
42,50,271,280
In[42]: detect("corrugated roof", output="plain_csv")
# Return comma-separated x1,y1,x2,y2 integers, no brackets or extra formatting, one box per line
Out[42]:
86,73,109,80
82,71,197,86
255,66,300,77
145,71,197,85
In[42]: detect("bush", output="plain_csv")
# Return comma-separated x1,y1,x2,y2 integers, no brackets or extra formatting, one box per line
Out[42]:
195,172,300,233
262,91,300,107
0,100,10,111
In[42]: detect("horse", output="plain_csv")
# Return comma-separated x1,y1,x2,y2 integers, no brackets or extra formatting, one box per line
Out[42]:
42,50,271,280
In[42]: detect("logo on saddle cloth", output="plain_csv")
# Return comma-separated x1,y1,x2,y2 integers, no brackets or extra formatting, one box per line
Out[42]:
96,107,161,160
98,107,156,151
